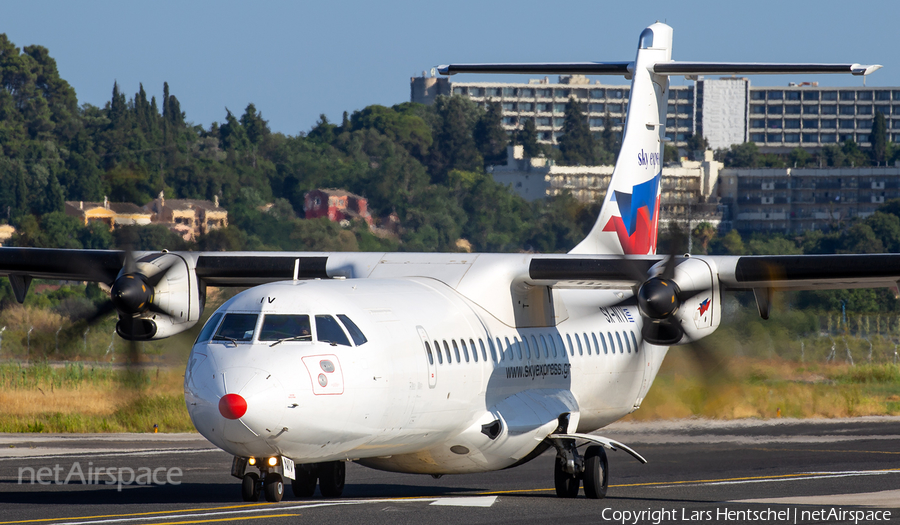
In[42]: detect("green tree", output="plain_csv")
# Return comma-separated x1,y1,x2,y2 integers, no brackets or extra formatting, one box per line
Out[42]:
722,142,760,168
871,111,888,165
821,144,846,167
517,118,541,158
664,143,680,164
691,222,717,254
472,101,508,167
685,133,709,161
788,148,812,168
841,140,868,167
428,96,483,183
557,97,594,166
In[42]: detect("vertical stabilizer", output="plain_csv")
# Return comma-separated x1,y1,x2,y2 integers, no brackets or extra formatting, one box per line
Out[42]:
570,23,672,255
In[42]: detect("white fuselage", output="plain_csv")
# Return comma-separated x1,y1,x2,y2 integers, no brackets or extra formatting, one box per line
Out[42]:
184,275,668,475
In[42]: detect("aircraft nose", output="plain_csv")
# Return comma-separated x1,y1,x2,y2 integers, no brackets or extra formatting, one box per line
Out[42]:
219,393,247,419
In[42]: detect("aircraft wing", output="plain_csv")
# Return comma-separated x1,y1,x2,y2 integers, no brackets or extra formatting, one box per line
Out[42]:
653,62,882,77
437,62,633,76
523,253,900,291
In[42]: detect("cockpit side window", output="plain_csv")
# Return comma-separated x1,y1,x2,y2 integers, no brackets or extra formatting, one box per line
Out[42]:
337,314,367,346
195,313,223,345
259,314,311,342
315,315,351,346
213,313,258,343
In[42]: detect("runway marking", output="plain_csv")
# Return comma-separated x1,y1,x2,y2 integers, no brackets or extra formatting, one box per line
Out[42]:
471,468,900,494
26,496,498,525
0,449,221,462
149,515,298,525
0,505,271,525
430,496,497,507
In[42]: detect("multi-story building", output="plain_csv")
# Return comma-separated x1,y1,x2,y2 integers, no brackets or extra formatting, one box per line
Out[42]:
491,146,726,232
720,166,900,233
411,74,900,154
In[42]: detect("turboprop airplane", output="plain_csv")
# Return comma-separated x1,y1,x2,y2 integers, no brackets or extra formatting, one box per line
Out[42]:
0,22,892,503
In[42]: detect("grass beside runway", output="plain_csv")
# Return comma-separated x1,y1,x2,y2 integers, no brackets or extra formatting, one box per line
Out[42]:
0,363,193,433
626,351,900,420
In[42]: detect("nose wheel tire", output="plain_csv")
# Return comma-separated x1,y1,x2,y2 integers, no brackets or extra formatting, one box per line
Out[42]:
554,457,580,498
582,446,609,500
291,465,318,498
318,461,345,498
241,473,260,502
264,472,284,502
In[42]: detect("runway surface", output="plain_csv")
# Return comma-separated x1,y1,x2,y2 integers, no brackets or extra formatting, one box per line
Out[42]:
1,417,898,525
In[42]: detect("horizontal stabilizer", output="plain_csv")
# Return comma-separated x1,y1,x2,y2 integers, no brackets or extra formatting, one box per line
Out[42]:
437,62,632,76
653,61,882,77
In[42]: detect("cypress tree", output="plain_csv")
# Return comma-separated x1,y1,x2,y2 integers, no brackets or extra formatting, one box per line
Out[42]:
473,101,508,166
872,111,887,165
558,97,594,166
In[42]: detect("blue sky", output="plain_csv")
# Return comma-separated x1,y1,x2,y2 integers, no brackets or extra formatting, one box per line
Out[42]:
4,0,896,135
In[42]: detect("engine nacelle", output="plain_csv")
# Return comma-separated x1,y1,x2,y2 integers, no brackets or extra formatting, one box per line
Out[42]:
115,253,205,341
669,256,721,345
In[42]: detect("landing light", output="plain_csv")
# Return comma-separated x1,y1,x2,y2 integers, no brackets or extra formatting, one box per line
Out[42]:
267,457,278,467
248,457,256,466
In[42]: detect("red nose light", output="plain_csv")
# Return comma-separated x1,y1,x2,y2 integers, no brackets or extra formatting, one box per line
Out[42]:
219,393,247,419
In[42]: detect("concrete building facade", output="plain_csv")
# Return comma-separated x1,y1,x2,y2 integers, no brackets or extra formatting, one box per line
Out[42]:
720,166,900,233
491,146,726,231
412,74,899,153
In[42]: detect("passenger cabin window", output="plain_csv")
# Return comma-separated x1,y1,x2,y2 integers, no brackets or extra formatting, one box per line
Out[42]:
425,341,434,365
195,312,222,344
213,313,258,343
583,333,591,355
259,314,311,343
600,332,608,354
624,331,632,353
478,339,487,362
615,332,624,353
443,340,452,363
591,333,600,356
489,338,498,362
472,339,482,362
631,332,639,353
337,315,367,346
315,315,351,346
434,340,443,364
513,337,523,360
522,336,531,359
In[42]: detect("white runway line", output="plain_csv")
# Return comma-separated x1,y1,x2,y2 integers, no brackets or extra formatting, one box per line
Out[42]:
48,496,497,525
430,496,498,507
0,448,221,461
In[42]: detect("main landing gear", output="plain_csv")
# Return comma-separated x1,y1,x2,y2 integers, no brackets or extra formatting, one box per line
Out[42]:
547,431,646,500
552,440,609,499
233,456,346,502
289,461,345,498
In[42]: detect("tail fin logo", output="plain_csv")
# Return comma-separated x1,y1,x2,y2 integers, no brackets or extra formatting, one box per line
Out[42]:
601,173,661,254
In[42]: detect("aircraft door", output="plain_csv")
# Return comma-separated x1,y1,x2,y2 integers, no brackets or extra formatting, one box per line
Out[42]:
416,326,437,389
